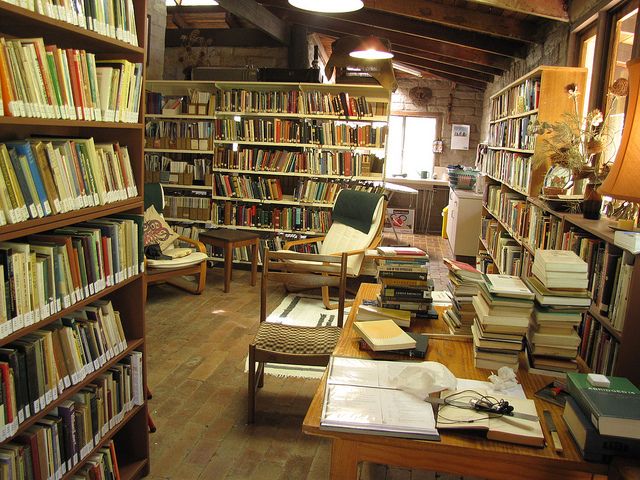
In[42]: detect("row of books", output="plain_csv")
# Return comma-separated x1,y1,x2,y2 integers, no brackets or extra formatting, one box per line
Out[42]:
488,115,537,151
491,77,540,120
486,186,528,240
146,90,214,116
0,301,130,442
0,139,137,226
213,173,284,201
213,147,383,177
1,0,139,46
163,195,211,222
482,150,532,193
481,218,523,276
0,37,142,122
0,216,143,338
579,312,620,376
211,201,332,233
215,88,387,117
0,352,142,480
526,203,564,252
145,120,214,150
212,118,387,148
144,154,213,186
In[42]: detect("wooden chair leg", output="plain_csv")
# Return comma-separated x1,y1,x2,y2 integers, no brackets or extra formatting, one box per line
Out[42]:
248,344,256,424
257,361,264,388
322,285,354,310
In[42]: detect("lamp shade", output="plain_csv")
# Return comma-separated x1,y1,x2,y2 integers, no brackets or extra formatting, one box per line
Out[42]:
288,0,363,13
349,36,394,60
598,58,640,203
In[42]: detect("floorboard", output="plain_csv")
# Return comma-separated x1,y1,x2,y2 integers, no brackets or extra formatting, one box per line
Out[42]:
145,233,461,479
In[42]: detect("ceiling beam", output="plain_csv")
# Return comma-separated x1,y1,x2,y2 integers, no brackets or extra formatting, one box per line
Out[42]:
416,70,486,90
289,21,512,71
216,0,290,44
170,12,190,29
262,1,526,58
391,52,493,83
165,28,283,47
362,0,539,43
465,0,569,22
393,45,505,76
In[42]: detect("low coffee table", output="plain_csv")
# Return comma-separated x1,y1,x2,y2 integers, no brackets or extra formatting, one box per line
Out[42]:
199,229,260,293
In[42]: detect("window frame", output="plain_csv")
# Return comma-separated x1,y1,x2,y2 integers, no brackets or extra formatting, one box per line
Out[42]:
385,111,442,180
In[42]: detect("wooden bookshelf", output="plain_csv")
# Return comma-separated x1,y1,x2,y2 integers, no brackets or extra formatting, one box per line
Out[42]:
144,79,390,263
0,1,149,477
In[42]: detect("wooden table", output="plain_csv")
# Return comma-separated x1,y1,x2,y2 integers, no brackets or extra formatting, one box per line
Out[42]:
198,228,259,293
302,283,610,480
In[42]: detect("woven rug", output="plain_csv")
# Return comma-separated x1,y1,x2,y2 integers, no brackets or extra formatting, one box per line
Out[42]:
244,294,350,379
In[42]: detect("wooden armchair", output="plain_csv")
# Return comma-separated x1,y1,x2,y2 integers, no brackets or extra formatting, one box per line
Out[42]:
143,183,208,300
283,189,386,309
248,249,348,423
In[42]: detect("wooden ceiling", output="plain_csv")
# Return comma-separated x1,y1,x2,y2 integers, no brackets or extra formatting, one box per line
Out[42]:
165,0,571,90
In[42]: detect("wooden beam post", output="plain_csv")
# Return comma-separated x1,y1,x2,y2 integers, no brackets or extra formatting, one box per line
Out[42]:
216,0,290,45
465,0,569,22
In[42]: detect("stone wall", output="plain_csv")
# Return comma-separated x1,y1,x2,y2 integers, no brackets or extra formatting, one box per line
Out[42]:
163,46,288,80
393,78,484,167
146,0,166,80
479,21,570,142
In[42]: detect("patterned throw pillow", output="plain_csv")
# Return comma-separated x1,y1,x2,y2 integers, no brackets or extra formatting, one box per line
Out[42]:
143,205,179,252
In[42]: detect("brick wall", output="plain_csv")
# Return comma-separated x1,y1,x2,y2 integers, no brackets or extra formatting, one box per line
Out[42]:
479,22,570,141
147,0,166,80
393,78,485,167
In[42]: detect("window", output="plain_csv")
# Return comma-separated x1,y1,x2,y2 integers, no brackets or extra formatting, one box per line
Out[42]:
385,115,439,179
603,6,637,165
579,26,597,116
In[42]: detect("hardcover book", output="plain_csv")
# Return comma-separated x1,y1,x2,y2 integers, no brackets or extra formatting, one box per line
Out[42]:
566,373,640,439
353,319,416,351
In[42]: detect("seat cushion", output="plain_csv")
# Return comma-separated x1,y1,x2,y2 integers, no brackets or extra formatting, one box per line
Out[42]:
147,251,208,269
143,205,179,251
254,323,341,355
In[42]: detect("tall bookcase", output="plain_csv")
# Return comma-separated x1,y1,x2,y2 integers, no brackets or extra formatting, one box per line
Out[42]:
0,2,149,478
479,66,587,277
478,65,639,386
144,79,390,262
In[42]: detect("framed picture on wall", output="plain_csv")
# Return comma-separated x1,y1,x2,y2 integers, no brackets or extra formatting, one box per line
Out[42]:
451,124,470,150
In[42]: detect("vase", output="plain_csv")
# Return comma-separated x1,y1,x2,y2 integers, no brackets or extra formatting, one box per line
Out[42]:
583,182,603,220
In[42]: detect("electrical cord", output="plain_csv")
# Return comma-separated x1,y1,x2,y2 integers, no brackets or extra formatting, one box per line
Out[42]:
436,389,514,425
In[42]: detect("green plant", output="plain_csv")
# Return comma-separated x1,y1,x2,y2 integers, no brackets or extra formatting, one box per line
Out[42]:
528,79,629,184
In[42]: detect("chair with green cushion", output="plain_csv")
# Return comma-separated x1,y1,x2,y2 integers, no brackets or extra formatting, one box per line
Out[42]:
282,188,386,309
143,183,208,300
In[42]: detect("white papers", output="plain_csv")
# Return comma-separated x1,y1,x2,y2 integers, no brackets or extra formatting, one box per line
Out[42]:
320,357,441,440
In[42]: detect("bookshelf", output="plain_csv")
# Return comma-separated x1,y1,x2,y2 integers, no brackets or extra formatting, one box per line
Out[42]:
0,1,149,478
479,66,588,277
144,79,390,262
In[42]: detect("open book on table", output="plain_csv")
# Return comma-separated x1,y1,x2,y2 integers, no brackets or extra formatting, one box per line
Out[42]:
320,356,440,441
436,379,544,447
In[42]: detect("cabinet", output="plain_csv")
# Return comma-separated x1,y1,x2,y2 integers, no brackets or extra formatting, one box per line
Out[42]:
446,188,482,259
0,2,149,478
144,80,390,261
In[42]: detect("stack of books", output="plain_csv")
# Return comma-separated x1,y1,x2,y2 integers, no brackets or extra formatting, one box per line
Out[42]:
524,250,590,376
375,246,435,319
471,274,534,371
563,373,640,462
442,258,484,335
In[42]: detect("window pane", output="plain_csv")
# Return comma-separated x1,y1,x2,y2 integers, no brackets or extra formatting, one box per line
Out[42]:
402,117,437,178
603,8,638,166
580,32,597,116
385,116,405,177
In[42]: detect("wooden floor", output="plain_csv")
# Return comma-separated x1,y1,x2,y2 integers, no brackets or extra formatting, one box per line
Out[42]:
145,233,458,480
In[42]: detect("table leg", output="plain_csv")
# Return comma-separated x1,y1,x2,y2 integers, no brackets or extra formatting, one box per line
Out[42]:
330,439,359,480
224,242,232,293
250,239,258,286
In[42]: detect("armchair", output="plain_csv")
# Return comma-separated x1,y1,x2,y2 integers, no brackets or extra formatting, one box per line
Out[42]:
143,183,208,300
283,189,386,309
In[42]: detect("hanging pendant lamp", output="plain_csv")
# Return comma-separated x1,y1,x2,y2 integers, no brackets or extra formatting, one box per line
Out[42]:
349,36,394,60
288,0,364,13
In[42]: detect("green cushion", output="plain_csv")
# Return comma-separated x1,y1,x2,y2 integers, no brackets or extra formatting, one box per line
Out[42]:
144,183,164,211
332,189,384,234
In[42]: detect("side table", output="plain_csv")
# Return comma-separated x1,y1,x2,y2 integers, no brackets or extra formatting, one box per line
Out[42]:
199,229,260,293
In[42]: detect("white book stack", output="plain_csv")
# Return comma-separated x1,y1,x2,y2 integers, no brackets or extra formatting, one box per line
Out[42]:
471,275,534,372
525,250,590,377
442,258,484,336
